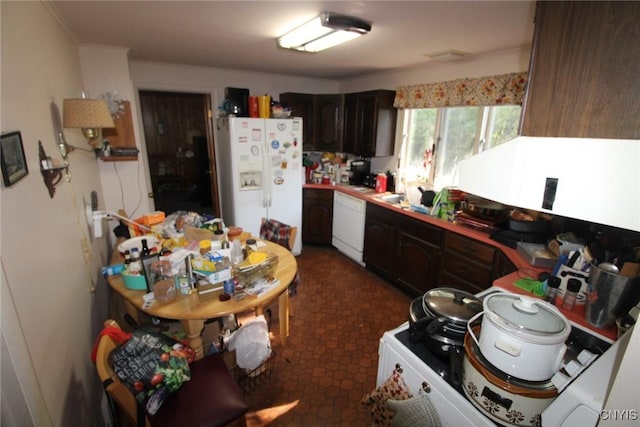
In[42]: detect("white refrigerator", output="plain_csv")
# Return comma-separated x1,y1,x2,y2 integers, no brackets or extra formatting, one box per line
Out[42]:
215,117,303,255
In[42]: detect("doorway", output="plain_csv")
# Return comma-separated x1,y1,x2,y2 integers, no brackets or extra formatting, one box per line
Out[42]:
139,90,219,216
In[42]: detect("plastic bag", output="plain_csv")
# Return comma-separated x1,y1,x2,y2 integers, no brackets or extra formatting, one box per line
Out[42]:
109,329,192,415
227,315,271,370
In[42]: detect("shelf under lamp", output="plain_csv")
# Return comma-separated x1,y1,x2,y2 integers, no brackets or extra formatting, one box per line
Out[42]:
277,12,371,53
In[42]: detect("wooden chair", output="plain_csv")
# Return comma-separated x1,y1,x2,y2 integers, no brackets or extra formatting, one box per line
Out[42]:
95,320,248,427
259,217,297,252
258,218,300,319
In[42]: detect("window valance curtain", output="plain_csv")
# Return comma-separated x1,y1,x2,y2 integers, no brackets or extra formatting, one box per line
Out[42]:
393,71,528,109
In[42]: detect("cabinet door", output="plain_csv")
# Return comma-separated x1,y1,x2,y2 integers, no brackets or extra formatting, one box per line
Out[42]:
343,90,397,157
521,1,640,138
302,189,333,245
315,94,344,151
364,204,396,277
357,93,379,157
279,93,314,149
394,231,440,297
342,94,358,154
393,217,443,296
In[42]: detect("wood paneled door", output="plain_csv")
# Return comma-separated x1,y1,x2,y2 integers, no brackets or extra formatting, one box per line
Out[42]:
139,90,219,216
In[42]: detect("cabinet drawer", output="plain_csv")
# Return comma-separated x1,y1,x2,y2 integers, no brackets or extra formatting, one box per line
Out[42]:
441,252,493,287
444,232,495,265
399,216,443,246
304,188,334,202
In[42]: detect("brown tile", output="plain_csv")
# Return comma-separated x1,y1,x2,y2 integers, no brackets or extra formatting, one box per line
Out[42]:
240,245,411,426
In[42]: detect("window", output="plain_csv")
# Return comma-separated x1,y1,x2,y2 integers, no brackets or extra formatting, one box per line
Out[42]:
398,105,521,191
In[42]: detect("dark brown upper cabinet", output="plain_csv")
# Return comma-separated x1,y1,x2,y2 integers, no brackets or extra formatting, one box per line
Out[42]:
521,1,640,139
343,90,396,157
279,93,344,152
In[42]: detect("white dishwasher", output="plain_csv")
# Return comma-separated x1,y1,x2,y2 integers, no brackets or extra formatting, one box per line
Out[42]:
332,192,367,265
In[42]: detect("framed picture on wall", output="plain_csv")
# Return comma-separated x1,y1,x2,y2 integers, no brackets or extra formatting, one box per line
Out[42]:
1,131,29,187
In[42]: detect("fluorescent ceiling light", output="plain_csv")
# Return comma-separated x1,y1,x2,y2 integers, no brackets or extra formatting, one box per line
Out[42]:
277,12,371,53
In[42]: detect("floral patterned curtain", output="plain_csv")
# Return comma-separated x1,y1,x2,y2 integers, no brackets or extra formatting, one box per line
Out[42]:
393,71,528,109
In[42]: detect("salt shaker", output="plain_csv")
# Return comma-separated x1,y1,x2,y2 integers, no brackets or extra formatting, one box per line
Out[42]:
545,276,561,305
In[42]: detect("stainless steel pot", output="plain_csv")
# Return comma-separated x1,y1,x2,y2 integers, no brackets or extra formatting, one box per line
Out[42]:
409,288,482,390
409,288,482,349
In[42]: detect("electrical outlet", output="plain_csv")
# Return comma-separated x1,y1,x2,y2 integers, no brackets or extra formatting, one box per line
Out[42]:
86,190,99,225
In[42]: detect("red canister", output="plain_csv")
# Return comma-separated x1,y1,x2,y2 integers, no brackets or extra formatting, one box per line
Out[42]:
375,173,387,193
248,96,259,118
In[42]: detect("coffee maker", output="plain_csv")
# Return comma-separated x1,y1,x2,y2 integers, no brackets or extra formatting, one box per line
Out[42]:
348,160,370,185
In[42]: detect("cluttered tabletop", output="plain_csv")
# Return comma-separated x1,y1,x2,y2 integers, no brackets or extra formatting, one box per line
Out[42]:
104,211,297,360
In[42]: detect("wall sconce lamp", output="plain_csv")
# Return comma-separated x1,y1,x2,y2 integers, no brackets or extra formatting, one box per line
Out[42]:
62,98,115,149
277,12,371,53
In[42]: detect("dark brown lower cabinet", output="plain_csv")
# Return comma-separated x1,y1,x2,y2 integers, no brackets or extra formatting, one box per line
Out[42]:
438,231,516,294
394,217,442,296
363,204,396,277
364,203,443,297
302,188,334,245
364,202,517,297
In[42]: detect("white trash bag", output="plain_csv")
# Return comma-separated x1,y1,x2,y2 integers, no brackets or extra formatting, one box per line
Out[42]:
227,315,271,371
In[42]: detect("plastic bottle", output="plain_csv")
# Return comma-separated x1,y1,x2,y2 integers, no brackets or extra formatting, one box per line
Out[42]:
562,278,582,310
230,239,243,265
123,250,131,272
128,248,142,275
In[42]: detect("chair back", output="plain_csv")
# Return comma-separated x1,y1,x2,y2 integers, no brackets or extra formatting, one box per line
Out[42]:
95,320,149,427
260,217,296,251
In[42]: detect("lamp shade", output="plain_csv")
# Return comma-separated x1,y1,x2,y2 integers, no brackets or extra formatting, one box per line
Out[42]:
63,99,115,129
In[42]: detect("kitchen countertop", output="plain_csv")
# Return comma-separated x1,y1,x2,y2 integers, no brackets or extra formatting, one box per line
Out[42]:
305,182,543,274
305,182,619,340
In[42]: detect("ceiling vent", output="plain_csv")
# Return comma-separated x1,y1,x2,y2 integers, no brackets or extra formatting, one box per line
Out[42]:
426,50,467,63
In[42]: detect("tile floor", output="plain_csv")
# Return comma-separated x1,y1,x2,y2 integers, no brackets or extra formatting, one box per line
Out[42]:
239,245,412,426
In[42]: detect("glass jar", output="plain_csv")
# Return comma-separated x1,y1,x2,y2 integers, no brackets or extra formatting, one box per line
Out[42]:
152,259,176,304
199,239,212,256
562,278,582,311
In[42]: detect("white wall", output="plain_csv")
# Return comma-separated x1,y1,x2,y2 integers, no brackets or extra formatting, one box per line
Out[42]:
1,2,109,425
130,60,339,108
124,49,530,197
79,46,154,226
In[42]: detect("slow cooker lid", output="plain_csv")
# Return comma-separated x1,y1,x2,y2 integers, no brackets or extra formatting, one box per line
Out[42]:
423,288,482,324
486,294,566,335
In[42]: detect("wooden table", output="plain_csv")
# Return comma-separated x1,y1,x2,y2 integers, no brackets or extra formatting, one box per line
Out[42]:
107,239,297,360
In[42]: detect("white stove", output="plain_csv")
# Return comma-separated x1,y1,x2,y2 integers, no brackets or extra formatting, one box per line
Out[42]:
376,287,617,426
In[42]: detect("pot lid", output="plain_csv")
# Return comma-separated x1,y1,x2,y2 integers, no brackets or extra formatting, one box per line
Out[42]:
485,294,567,335
423,288,482,324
